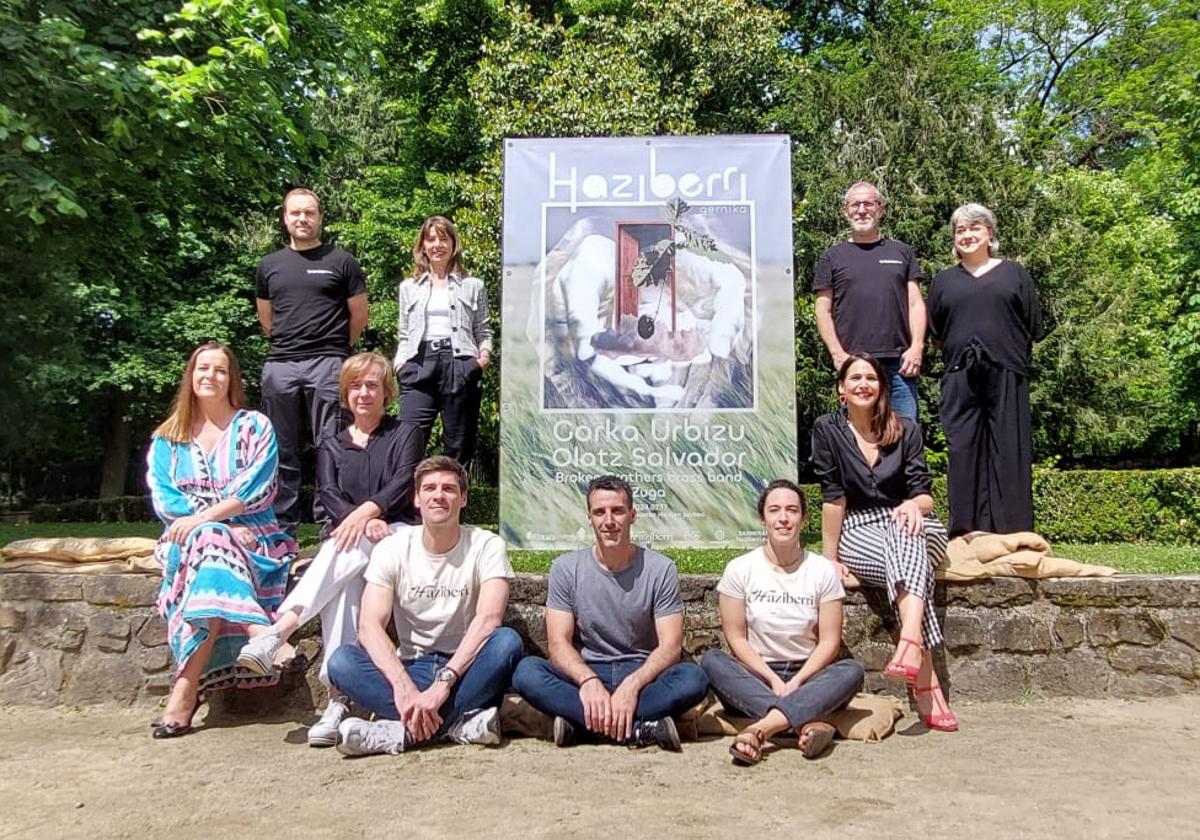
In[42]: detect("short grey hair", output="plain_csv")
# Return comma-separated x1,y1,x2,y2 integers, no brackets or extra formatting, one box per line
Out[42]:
950,202,999,257
843,181,884,206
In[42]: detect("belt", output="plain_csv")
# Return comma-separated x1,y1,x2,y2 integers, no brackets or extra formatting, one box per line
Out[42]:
423,338,451,352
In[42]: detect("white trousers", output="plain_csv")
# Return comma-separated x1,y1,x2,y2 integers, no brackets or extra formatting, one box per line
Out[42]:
279,524,404,685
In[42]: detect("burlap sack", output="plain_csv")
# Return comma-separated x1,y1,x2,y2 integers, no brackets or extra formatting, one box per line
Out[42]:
0,536,157,563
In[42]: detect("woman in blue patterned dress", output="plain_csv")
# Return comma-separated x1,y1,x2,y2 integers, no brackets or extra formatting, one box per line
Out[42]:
146,342,297,738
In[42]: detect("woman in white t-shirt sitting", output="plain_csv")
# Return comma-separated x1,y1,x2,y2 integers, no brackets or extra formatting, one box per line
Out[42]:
700,479,864,766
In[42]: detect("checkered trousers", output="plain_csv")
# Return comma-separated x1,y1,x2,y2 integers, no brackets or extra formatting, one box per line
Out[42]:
837,506,949,649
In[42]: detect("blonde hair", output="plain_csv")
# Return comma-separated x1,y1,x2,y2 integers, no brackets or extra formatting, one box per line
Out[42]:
411,215,465,278
950,203,999,257
338,352,397,409
154,343,246,443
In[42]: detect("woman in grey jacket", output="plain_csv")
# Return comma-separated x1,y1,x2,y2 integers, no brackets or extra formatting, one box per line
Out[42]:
393,215,493,466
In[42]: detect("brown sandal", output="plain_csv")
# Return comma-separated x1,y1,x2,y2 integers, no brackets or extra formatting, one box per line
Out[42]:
798,721,836,759
730,728,766,766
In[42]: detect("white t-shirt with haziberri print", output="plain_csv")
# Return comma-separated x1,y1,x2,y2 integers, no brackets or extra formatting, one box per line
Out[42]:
716,547,844,663
365,524,513,658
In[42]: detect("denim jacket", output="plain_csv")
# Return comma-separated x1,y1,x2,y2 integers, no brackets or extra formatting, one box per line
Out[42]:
393,272,493,368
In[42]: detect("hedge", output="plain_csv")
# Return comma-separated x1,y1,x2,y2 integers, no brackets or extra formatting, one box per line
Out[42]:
25,469,1199,544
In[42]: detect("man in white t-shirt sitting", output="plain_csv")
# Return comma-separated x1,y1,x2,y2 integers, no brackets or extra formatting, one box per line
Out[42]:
511,475,709,751
326,456,521,755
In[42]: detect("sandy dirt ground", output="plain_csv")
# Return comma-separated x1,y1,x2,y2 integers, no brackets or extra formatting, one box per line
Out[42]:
2,695,1198,839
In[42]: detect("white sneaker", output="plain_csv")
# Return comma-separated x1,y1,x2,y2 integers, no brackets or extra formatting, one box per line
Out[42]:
307,699,349,748
447,707,501,746
236,631,282,676
336,717,410,756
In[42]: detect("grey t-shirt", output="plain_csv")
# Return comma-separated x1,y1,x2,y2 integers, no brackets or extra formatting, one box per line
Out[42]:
546,546,683,663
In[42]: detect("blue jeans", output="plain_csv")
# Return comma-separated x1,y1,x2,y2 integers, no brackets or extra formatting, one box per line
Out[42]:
512,656,709,731
700,649,863,730
880,356,918,420
326,627,523,738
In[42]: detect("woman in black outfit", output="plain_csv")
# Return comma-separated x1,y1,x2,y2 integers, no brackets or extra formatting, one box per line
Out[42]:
811,354,956,731
928,203,1043,537
236,352,422,747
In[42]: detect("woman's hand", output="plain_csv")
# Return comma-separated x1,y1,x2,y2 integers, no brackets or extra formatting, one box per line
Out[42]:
230,525,257,551
364,518,390,543
891,499,925,537
330,501,383,552
166,514,209,545
769,673,789,697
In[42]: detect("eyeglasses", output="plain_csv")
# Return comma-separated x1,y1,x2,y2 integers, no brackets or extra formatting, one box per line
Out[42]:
845,201,880,210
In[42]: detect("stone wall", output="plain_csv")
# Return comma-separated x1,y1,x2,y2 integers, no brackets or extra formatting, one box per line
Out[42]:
2,571,1199,708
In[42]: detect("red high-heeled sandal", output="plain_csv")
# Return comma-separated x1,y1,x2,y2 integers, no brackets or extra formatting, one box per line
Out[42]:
914,685,959,732
883,636,923,685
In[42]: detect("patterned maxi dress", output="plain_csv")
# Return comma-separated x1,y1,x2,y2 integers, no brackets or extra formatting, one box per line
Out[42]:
146,409,297,691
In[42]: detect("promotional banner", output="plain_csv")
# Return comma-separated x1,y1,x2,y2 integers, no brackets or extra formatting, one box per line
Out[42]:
499,136,797,549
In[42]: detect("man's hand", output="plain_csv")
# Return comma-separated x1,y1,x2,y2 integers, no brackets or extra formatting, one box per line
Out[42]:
899,344,923,378
609,679,641,742
579,678,612,735
401,683,448,742
831,349,849,372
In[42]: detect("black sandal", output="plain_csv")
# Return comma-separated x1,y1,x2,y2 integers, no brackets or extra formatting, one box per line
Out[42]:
152,720,193,739
150,691,204,731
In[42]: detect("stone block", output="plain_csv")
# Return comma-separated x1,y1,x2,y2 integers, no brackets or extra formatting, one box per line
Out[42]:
0,648,64,706
990,613,1053,653
0,605,26,631
942,611,986,651
1087,610,1166,647
1167,614,1200,651
683,630,720,656
62,651,143,706
683,606,717,631
943,577,1034,608
1028,651,1110,697
1041,575,1200,609
136,613,168,648
81,575,157,608
1108,643,1196,679
856,642,894,672
0,634,14,673
0,573,83,602
1110,673,1187,699
508,574,547,605
29,604,87,652
1052,614,1087,650
137,646,171,673
141,672,174,697
88,611,131,654
679,575,715,603
948,657,1026,700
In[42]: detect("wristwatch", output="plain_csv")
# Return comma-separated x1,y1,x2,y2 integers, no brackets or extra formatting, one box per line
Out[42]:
434,666,459,688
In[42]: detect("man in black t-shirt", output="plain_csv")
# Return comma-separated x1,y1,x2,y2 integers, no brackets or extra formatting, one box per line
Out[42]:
255,188,368,534
813,182,926,419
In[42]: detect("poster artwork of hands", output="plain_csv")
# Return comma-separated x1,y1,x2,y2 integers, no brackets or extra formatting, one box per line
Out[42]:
501,136,797,549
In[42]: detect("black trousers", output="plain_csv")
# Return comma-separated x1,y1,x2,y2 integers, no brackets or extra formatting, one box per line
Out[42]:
261,356,344,534
397,343,483,466
939,357,1034,536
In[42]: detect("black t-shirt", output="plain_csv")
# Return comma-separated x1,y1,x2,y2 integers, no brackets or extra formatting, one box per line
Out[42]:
255,243,368,361
810,410,933,510
927,260,1043,376
315,416,423,537
813,239,923,357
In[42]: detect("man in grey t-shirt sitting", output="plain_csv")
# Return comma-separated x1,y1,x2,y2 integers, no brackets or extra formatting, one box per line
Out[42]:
511,475,709,750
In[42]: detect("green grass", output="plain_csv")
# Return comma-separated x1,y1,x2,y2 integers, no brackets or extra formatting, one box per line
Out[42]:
2,522,1197,575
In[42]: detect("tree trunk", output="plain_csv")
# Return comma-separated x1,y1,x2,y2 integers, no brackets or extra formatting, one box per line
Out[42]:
98,395,132,498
